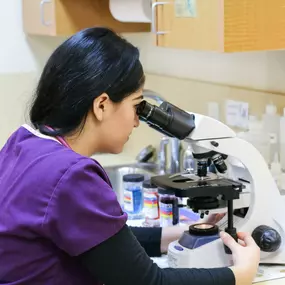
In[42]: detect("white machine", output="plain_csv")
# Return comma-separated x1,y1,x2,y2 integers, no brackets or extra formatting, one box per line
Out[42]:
137,99,285,269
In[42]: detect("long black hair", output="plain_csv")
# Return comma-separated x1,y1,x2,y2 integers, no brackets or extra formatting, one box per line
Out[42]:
29,27,145,137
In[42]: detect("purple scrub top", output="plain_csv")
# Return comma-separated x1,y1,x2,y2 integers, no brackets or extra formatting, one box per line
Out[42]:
0,125,127,284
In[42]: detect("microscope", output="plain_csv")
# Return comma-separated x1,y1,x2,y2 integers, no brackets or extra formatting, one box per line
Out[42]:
136,99,285,269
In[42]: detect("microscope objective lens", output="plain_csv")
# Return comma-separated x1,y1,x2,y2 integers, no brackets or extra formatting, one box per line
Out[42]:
197,160,208,177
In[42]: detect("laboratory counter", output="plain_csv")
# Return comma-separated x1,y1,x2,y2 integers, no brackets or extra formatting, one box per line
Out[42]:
152,254,285,285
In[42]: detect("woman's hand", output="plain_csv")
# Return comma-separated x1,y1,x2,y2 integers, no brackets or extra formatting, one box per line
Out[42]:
160,225,189,254
220,231,260,285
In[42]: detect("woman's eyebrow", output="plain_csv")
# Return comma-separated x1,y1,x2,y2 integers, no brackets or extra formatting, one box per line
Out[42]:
133,95,144,101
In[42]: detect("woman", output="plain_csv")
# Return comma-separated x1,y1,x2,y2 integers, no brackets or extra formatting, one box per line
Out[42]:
0,27,259,285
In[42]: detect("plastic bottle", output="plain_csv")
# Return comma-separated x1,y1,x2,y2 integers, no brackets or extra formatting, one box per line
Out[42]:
270,153,282,189
123,174,144,220
279,173,285,192
142,180,160,227
181,145,196,172
279,107,285,171
158,190,179,227
262,104,280,163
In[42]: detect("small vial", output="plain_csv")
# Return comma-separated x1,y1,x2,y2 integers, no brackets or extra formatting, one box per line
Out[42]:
143,180,160,227
123,174,144,220
159,190,179,227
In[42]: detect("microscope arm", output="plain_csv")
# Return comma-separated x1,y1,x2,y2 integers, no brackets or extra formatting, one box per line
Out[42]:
184,113,236,142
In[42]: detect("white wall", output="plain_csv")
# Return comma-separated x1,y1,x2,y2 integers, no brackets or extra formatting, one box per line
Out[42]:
0,1,65,74
0,0,37,73
2,0,285,94
132,34,285,93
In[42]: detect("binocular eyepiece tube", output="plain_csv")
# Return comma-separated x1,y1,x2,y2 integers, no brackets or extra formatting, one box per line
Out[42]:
136,100,195,140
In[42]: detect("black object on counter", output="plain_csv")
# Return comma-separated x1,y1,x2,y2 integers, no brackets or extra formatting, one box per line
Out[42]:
252,225,282,252
158,188,179,226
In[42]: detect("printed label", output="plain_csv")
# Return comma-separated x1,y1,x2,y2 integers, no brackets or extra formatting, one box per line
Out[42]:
124,190,134,213
159,202,173,227
225,100,249,129
175,0,197,18
144,193,159,219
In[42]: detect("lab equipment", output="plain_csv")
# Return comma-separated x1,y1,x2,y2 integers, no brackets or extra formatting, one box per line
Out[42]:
270,153,282,189
143,180,160,227
123,174,144,220
280,108,285,170
262,104,280,163
142,90,183,174
136,98,285,268
159,191,179,227
238,116,270,165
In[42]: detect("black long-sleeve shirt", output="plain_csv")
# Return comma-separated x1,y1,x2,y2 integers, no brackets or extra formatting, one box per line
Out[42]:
130,226,162,257
78,225,235,285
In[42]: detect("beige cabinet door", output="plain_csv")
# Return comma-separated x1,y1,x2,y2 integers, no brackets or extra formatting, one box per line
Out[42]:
154,0,285,52
154,0,222,51
22,0,56,35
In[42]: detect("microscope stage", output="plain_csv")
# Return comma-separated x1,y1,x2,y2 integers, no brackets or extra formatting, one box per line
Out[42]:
151,173,243,200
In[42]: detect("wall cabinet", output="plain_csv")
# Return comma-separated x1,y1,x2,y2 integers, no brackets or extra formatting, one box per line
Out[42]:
153,0,285,52
22,0,150,36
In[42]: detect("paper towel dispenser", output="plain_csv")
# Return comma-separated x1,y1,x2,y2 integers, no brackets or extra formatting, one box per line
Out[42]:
109,0,152,23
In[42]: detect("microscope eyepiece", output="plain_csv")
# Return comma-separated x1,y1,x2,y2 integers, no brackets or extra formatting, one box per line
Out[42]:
136,100,152,119
136,100,195,140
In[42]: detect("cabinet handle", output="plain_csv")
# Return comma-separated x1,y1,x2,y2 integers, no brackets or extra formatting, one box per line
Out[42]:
151,2,169,35
40,0,52,26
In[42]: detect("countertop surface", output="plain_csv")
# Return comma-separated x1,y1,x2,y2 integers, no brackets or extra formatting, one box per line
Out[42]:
151,255,285,284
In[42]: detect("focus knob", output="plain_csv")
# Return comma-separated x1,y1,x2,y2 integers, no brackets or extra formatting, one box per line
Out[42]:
252,225,282,252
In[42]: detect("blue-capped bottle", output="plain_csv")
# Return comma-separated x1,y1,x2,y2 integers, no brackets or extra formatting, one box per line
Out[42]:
123,174,144,220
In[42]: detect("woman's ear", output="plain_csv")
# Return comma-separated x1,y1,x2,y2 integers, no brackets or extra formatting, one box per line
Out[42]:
92,93,110,122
